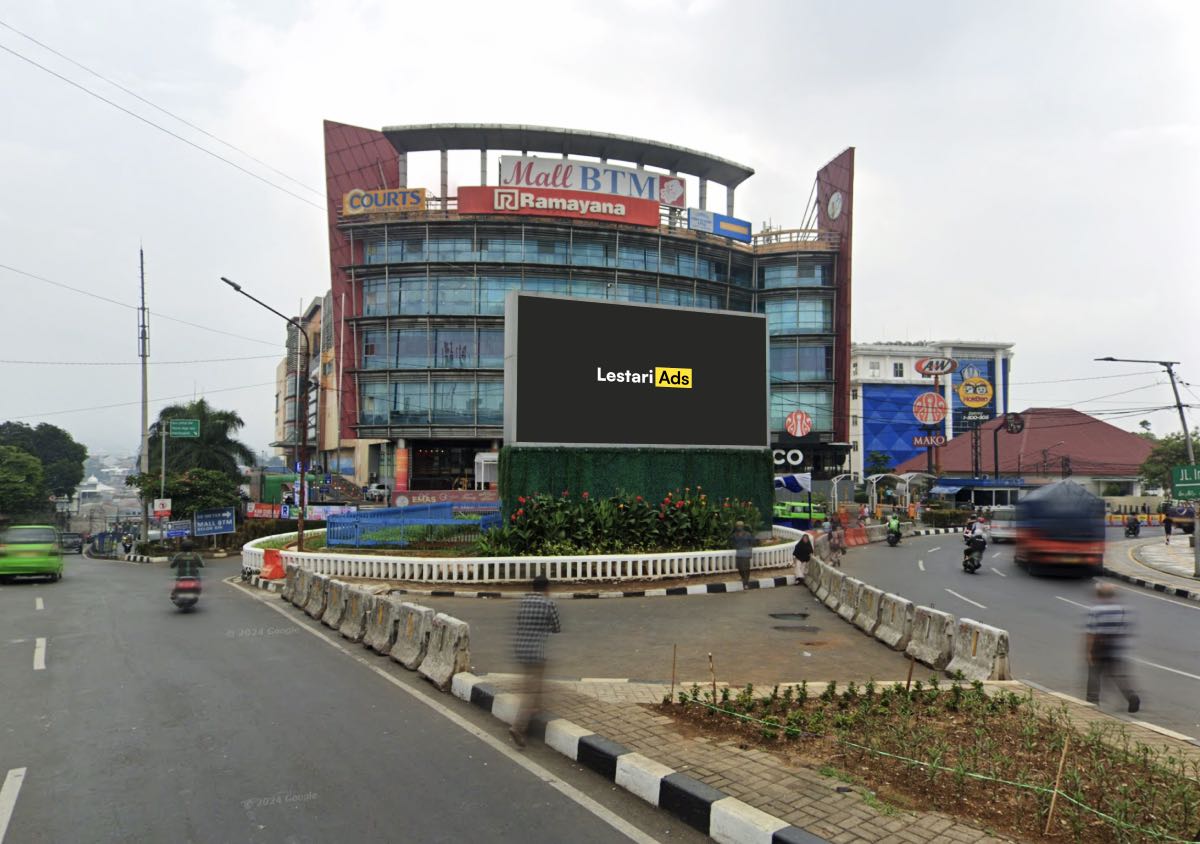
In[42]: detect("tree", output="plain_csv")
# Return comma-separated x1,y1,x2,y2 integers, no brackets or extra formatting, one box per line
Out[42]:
865,451,895,476
0,446,46,515
144,399,256,483
1139,430,1200,492
0,422,87,496
125,468,241,519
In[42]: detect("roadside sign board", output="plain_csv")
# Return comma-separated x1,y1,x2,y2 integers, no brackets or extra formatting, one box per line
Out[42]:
169,418,200,438
784,410,813,437
152,498,171,518
1173,465,1200,500
912,434,947,448
165,519,192,538
914,357,958,377
913,392,948,425
957,377,994,409
193,506,236,536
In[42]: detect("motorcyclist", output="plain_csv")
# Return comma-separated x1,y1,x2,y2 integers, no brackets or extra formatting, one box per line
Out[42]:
964,518,988,565
170,541,204,598
1124,514,1141,536
886,513,901,542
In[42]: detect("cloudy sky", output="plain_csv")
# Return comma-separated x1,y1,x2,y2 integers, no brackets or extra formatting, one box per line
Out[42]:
1,0,1197,457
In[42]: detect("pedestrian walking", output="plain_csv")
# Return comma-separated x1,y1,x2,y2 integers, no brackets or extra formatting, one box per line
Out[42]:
792,531,814,580
1085,583,1140,713
509,574,561,747
830,520,846,567
1164,514,1173,545
730,520,755,586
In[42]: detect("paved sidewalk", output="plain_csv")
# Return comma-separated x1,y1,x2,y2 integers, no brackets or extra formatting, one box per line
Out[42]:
1103,537,1200,602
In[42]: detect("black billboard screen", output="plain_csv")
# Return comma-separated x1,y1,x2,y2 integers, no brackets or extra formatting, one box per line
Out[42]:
506,294,767,448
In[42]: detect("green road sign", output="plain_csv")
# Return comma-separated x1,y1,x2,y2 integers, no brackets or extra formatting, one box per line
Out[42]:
1173,465,1200,500
169,418,200,438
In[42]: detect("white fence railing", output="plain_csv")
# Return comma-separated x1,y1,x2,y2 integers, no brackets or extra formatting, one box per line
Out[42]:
242,528,806,584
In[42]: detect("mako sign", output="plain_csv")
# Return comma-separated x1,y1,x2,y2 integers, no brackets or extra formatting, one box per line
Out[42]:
506,293,766,448
499,155,686,208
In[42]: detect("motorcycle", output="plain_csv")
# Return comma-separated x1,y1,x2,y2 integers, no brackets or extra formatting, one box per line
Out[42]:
962,537,985,573
886,529,901,546
171,576,201,611
1123,522,1141,538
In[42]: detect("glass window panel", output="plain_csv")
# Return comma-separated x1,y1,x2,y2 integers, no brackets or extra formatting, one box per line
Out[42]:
362,329,387,369
477,381,503,425
363,279,389,316
433,328,475,368
659,247,679,275
398,278,430,315
359,382,388,424
478,330,503,368
770,343,832,381
432,380,474,424
427,236,474,262
393,236,424,263
479,276,520,315
364,241,386,265
676,249,697,278
611,283,654,303
479,236,517,263
571,279,607,299
434,277,475,314
759,261,832,289
730,259,753,288
522,277,568,296
528,235,568,265
390,381,429,424
796,298,833,333
658,286,680,306
728,291,752,313
393,328,429,369
770,387,832,431
571,234,614,268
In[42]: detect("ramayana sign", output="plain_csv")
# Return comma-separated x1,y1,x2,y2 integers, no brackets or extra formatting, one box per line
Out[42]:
498,155,686,208
458,186,660,227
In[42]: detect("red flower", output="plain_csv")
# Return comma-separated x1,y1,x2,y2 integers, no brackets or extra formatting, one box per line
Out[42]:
582,491,589,499
510,514,517,522
635,495,643,502
675,500,685,509
517,508,525,516
659,513,666,520
562,490,569,497
518,496,526,504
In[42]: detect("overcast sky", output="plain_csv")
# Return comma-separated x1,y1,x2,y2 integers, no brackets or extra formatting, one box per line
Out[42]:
1,0,1197,458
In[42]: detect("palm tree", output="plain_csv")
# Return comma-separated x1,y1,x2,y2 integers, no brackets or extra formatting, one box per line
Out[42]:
144,398,257,482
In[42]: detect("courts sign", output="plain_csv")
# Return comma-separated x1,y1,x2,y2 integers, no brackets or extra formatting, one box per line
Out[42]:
498,156,686,208
458,186,659,226
342,188,427,215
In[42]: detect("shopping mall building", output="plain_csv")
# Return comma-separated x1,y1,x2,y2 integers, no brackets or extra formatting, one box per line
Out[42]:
314,121,855,494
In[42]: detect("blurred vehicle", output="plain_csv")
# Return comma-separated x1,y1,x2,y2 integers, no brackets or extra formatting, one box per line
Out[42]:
988,506,1016,543
364,483,391,503
171,576,201,611
59,532,84,554
1165,504,1196,535
0,525,64,582
1015,481,1105,575
772,501,827,525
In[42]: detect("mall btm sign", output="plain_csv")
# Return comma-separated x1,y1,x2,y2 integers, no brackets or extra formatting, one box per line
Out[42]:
499,156,686,208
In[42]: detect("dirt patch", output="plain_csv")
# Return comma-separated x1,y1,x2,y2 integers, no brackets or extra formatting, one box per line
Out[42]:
652,678,1200,843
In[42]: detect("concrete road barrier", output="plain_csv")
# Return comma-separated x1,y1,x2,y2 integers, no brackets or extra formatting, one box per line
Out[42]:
905,606,956,670
822,569,846,612
804,558,824,593
289,568,310,608
418,613,471,691
875,593,916,651
363,594,402,655
321,580,348,629
813,562,832,602
945,618,1012,681
281,564,298,603
303,573,330,620
390,602,435,670
813,533,831,563
339,586,372,643
853,584,883,637
865,524,886,543
837,578,863,623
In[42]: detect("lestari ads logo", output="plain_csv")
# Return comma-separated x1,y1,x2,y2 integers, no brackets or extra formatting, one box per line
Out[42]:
596,365,693,389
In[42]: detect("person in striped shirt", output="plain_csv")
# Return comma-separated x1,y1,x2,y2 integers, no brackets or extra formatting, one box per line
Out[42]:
509,574,561,747
1086,582,1140,713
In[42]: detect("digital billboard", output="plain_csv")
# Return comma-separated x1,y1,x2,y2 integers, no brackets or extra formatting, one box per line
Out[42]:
504,294,767,448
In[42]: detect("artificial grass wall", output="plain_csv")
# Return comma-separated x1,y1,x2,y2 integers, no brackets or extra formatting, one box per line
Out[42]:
499,446,774,524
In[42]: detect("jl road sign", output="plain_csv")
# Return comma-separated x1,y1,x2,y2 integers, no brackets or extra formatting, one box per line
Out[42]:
1173,465,1200,500
169,418,200,438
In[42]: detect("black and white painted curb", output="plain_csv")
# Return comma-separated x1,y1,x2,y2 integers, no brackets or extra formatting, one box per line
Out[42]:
908,527,960,537
1102,567,1200,604
237,573,799,600
451,673,826,844
242,573,284,594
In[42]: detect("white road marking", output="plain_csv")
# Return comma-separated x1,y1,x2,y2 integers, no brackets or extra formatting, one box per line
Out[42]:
989,567,1007,577
944,588,987,610
34,598,43,611
0,768,26,844
1132,657,1200,683
917,559,925,572
991,551,1002,559
928,546,942,553
1112,583,1200,611
1055,596,1089,609
32,639,46,671
232,582,656,844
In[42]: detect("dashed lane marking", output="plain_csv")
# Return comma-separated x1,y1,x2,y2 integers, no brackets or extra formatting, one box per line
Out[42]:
991,551,1002,558
928,546,942,553
1055,596,1088,610
1111,582,1200,611
34,598,43,611
989,567,1007,577
944,588,987,610
32,639,45,671
918,559,925,572
0,768,26,844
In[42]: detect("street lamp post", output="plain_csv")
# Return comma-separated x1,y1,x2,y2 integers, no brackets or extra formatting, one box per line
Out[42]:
222,277,310,552
1096,356,1197,574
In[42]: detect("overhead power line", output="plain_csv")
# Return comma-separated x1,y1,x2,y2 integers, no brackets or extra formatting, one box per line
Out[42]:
9,381,278,421
0,355,280,366
0,262,284,348
0,19,324,198
0,40,324,211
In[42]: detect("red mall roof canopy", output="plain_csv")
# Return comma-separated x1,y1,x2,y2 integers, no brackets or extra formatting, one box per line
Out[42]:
895,408,1154,479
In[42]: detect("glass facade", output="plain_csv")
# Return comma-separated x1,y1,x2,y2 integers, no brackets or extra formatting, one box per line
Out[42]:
349,220,839,440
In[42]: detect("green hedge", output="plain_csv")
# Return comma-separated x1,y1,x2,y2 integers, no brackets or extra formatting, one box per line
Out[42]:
922,508,972,528
499,446,774,525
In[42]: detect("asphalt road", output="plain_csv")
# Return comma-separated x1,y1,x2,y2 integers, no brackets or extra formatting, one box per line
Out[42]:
837,527,1200,738
0,554,707,844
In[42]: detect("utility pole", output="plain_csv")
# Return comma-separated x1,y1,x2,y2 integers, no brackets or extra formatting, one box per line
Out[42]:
138,248,150,546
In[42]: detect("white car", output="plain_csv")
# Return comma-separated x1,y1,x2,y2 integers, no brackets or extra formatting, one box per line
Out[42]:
364,484,391,503
988,506,1016,543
